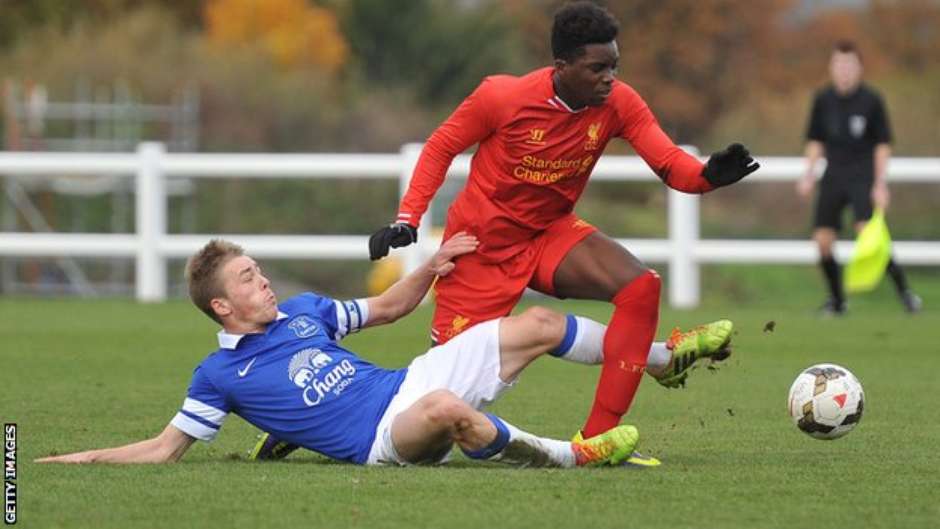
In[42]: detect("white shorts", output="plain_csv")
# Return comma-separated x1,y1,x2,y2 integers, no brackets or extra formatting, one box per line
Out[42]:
365,319,514,465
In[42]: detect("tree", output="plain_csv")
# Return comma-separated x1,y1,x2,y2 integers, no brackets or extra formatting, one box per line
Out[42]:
337,0,531,106
869,0,940,72
604,0,795,143
204,0,348,71
0,0,203,51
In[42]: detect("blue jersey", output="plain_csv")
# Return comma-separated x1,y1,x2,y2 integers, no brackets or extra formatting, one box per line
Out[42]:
170,292,407,464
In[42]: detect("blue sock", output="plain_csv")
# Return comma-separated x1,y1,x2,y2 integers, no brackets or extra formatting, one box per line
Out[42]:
549,314,579,357
462,413,511,460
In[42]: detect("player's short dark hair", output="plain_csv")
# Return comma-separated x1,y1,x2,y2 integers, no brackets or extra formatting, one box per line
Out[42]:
185,239,244,324
551,1,619,62
833,39,862,61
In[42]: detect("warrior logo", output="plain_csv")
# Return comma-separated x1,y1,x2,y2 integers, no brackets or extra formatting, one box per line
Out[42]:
526,128,547,146
288,348,356,407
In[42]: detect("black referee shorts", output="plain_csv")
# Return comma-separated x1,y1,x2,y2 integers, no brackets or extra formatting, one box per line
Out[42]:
813,176,873,231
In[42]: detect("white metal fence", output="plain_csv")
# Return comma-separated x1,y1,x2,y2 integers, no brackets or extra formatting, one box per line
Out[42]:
1,142,938,307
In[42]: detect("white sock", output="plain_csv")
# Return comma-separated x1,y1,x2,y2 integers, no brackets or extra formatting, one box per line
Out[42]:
552,314,670,371
647,342,672,371
550,315,605,364
492,421,576,468
464,414,575,468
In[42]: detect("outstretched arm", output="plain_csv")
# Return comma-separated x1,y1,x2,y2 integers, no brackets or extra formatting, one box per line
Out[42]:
621,93,758,192
365,232,478,327
370,80,496,261
397,81,497,227
36,423,195,464
624,107,713,193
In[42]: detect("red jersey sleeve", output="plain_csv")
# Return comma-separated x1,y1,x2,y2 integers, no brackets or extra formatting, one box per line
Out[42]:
397,79,499,227
617,89,714,194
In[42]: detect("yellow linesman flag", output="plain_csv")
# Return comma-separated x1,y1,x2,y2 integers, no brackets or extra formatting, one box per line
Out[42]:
845,208,892,293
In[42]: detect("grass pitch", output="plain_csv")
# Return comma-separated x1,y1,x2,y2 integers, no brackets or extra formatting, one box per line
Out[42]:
3,266,939,529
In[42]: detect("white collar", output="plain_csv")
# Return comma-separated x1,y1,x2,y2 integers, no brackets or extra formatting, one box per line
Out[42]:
546,94,588,113
546,69,588,114
217,311,288,350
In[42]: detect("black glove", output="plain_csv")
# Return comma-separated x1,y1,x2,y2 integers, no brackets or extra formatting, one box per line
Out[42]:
702,143,760,188
368,222,418,260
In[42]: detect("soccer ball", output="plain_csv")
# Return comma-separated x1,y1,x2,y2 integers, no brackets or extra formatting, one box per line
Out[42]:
787,363,864,440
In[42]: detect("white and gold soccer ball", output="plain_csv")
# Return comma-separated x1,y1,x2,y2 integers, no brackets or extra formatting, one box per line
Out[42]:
787,363,864,440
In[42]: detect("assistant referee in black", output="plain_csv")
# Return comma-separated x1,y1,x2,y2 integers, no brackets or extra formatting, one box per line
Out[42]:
797,40,920,315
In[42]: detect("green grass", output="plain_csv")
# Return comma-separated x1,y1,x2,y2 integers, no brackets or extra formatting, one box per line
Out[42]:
2,268,939,529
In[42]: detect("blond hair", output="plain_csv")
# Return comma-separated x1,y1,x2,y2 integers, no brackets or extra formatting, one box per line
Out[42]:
184,239,244,324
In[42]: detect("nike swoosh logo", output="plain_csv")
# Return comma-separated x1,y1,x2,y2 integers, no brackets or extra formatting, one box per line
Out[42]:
237,357,258,378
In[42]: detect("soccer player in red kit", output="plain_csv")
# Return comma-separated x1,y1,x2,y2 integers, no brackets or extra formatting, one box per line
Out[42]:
251,2,759,464
370,2,758,437
370,1,759,441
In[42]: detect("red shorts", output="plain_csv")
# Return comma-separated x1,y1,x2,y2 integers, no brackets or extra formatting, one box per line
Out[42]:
430,213,597,344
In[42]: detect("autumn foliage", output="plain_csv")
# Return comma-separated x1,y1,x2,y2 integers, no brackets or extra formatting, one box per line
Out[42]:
204,0,348,71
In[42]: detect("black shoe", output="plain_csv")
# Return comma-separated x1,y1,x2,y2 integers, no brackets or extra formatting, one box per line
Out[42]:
901,291,922,314
819,298,847,317
249,432,300,460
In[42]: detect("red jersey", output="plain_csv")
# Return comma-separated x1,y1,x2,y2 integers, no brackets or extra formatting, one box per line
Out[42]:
398,67,712,262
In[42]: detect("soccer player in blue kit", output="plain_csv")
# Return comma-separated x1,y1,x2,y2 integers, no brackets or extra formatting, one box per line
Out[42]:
37,233,710,468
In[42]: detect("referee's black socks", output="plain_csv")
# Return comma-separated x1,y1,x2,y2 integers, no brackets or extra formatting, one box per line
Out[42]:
886,258,910,294
820,256,845,304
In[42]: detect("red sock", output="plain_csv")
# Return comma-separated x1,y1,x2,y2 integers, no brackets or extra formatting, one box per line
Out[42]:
581,270,661,438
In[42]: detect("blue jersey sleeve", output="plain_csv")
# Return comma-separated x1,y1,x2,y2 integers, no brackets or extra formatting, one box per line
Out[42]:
170,365,230,442
295,292,369,341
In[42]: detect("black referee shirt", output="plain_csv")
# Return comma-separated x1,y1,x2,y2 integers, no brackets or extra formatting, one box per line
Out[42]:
805,83,892,180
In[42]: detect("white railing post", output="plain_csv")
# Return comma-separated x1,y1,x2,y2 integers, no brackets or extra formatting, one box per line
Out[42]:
668,146,701,308
136,142,167,302
399,143,429,277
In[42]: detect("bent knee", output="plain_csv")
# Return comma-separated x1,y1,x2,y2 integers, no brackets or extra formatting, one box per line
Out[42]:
609,270,661,326
638,268,662,291
518,306,566,349
520,306,565,329
813,228,837,246
619,269,661,301
421,390,472,426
